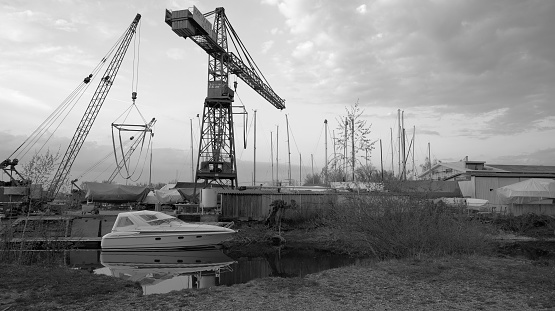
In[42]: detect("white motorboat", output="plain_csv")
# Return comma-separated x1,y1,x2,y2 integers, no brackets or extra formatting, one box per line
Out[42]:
101,210,236,250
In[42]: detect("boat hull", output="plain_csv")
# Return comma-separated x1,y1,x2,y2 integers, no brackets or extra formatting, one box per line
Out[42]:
101,231,234,250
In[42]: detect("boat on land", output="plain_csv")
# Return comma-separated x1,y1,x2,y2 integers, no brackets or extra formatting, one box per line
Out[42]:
101,210,236,250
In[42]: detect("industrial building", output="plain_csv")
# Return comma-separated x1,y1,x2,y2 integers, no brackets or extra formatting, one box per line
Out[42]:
419,159,555,215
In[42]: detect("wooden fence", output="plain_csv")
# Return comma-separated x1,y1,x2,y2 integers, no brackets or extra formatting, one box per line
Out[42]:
219,191,339,221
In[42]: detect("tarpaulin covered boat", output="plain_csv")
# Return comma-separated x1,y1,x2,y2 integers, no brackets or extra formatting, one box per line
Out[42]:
84,182,150,203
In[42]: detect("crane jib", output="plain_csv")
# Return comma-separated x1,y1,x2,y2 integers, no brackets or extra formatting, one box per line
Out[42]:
165,7,285,110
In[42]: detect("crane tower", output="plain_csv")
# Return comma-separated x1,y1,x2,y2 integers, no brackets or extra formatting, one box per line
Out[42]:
165,6,285,189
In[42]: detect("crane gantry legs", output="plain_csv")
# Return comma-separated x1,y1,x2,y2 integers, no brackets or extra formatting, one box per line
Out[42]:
196,96,237,189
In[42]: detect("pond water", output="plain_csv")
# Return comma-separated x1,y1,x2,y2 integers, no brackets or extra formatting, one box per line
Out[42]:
11,240,554,295
63,248,364,295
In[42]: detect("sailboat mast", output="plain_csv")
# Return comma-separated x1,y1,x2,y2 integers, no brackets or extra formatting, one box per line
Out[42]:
299,153,302,186
397,109,401,178
390,128,394,173
380,139,384,181
344,118,348,182
324,119,328,184
253,110,257,186
401,111,406,181
412,125,415,180
271,132,274,185
286,114,291,185
351,117,355,182
428,142,431,180
311,154,314,184
276,125,279,185
190,118,194,182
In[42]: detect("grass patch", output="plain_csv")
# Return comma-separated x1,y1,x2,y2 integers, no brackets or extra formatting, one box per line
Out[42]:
0,263,141,308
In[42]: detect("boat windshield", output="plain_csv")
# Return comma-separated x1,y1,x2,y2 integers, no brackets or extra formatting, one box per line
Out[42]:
139,214,186,226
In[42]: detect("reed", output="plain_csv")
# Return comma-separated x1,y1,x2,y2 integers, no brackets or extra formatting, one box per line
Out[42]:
319,194,492,259
0,216,71,265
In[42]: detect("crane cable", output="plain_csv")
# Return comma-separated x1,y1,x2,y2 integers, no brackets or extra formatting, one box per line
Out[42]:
109,24,154,183
7,28,132,163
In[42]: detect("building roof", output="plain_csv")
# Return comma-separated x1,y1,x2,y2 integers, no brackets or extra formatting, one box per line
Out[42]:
486,164,555,174
419,160,555,179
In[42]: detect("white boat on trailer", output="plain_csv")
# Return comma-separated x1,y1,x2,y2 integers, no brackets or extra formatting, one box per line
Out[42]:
101,210,236,250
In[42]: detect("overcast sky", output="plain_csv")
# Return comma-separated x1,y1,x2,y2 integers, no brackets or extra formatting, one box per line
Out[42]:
1,0,554,185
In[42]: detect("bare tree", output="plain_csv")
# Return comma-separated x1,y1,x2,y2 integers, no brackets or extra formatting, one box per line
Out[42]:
20,149,60,190
303,173,322,186
330,101,377,182
419,157,438,174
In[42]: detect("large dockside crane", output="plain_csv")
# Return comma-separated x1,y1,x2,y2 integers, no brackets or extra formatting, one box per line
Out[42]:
46,13,142,200
165,6,285,191
1,14,141,211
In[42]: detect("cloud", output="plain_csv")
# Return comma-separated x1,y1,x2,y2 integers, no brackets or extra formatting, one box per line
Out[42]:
490,148,555,166
0,87,51,111
270,27,283,35
54,19,78,32
262,40,274,54
166,48,186,60
264,0,555,136
356,4,367,14
292,41,314,58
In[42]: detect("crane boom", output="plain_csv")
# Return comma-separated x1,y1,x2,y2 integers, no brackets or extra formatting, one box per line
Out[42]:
165,8,285,110
47,13,141,199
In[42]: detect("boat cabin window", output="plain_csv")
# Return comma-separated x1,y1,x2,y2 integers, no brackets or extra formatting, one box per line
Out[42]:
139,214,159,222
115,216,135,228
138,213,185,226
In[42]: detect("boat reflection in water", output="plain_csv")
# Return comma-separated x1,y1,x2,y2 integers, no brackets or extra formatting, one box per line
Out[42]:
96,249,236,295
